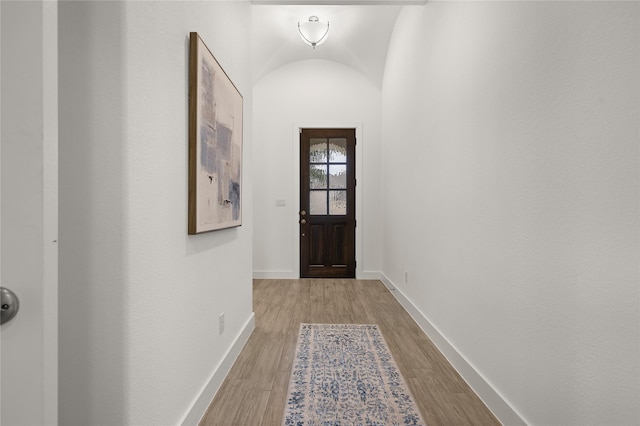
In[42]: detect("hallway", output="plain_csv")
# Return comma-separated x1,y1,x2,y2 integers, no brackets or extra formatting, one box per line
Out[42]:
200,280,499,425
20,1,635,424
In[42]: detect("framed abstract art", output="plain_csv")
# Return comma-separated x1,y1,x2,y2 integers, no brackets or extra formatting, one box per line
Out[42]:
188,32,243,234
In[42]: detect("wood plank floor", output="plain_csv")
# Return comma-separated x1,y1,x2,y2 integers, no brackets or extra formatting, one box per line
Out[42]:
200,279,500,426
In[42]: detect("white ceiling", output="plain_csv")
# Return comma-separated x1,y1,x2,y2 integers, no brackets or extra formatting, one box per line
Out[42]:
251,4,407,87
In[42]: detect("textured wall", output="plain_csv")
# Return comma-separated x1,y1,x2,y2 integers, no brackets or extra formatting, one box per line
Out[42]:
382,2,639,425
59,2,253,424
253,59,382,278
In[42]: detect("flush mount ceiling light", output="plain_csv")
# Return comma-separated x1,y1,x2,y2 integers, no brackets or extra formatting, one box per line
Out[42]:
298,16,329,49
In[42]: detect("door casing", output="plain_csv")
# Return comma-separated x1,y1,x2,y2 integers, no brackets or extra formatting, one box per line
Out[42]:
299,128,356,278
0,1,59,424
292,123,365,279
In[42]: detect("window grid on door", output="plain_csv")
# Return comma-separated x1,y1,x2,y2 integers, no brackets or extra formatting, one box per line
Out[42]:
309,137,347,215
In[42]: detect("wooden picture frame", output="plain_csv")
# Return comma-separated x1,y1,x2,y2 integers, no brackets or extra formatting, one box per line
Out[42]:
188,32,243,234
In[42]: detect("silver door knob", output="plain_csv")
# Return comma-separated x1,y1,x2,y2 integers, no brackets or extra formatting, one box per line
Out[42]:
300,219,307,225
1,287,19,325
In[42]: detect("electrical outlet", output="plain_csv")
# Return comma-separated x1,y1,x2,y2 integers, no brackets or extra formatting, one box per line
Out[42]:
405,271,409,283
219,312,225,334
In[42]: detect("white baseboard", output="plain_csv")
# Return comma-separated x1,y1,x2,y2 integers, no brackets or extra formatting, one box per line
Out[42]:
358,271,382,280
180,313,256,426
253,270,297,279
253,270,382,280
379,274,527,426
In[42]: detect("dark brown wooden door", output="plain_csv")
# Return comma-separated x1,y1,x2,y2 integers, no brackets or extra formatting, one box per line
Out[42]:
300,128,356,278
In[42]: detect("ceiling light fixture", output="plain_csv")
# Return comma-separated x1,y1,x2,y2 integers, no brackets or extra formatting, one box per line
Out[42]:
298,16,329,49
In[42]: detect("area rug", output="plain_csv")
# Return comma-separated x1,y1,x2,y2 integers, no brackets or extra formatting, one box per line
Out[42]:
283,323,426,426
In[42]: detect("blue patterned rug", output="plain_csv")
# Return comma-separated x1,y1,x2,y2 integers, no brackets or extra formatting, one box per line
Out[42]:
283,324,426,426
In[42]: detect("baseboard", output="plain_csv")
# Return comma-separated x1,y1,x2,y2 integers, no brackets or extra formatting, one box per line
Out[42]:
253,271,382,280
180,313,256,426
253,270,297,279
379,274,527,426
358,271,382,280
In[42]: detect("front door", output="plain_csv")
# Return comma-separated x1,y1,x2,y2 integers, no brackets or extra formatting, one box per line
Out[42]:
299,128,356,278
1,2,58,424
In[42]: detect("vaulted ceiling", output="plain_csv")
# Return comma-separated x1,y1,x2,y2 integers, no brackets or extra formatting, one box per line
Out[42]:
251,3,412,87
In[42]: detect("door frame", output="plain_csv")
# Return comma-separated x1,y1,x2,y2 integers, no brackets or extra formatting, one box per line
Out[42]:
1,1,59,424
291,122,363,279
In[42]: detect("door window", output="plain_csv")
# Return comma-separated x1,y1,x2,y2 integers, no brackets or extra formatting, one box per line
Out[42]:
308,138,348,216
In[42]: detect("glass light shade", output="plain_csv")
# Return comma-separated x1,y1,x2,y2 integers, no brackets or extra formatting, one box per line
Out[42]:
298,16,329,49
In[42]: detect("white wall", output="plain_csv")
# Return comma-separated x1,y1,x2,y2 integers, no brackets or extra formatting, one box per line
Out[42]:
381,2,639,425
253,59,382,278
59,2,253,424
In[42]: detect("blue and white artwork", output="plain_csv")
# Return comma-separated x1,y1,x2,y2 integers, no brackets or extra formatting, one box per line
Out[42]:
189,33,243,234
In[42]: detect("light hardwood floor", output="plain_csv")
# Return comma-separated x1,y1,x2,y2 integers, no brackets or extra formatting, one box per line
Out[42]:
200,279,500,426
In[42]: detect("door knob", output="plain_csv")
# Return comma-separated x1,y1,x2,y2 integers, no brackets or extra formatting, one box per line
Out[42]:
299,219,307,225
1,287,20,325
299,210,307,216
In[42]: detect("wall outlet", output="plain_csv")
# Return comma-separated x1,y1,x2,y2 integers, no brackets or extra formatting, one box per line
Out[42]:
405,271,409,283
219,312,225,335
